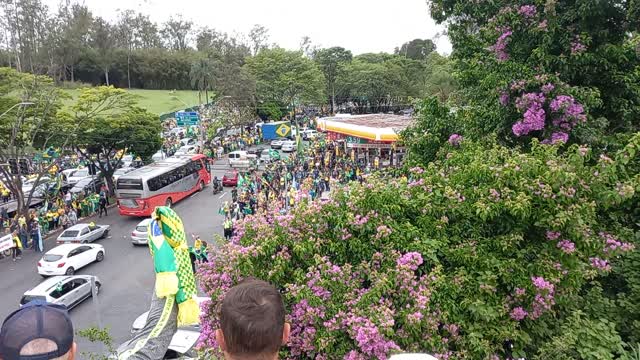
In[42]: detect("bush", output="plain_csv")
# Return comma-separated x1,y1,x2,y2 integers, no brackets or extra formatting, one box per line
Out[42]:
198,134,640,359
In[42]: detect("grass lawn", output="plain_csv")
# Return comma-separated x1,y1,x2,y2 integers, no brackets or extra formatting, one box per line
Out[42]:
62,88,202,115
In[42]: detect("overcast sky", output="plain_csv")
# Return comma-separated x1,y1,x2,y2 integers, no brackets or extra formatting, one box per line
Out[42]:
44,0,451,55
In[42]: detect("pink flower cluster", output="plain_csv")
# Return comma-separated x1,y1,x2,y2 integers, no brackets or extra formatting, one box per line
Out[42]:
512,92,546,136
550,95,586,131
557,239,576,254
546,230,561,241
518,5,537,18
448,134,463,146
374,225,392,239
492,28,513,62
529,276,555,319
510,306,528,321
571,37,587,55
499,91,510,106
396,252,423,271
600,232,635,253
590,257,612,272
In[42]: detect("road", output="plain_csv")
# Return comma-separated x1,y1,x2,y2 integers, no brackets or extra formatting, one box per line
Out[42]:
0,167,232,356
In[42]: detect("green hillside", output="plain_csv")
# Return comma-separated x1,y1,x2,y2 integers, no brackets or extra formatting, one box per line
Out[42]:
63,88,201,115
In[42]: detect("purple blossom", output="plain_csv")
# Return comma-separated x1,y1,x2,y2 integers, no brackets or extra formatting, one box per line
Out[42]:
546,231,561,241
542,132,569,144
499,91,510,106
538,20,548,31
448,134,463,146
518,5,537,18
531,276,554,291
556,239,576,254
492,28,513,62
590,257,612,272
510,307,528,321
571,37,587,55
397,252,423,271
512,92,546,136
541,83,555,94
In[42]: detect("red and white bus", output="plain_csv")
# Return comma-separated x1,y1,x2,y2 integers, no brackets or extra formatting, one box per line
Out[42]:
116,154,211,216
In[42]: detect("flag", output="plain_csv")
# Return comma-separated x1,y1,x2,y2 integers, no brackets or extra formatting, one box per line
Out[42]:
269,149,280,160
237,173,245,188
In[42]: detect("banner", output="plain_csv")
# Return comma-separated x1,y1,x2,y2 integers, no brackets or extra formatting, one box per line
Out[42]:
0,233,13,252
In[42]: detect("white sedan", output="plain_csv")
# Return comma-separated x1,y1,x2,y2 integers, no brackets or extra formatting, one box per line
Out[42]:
38,243,105,276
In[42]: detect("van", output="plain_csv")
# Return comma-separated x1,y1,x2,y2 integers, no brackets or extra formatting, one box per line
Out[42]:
228,151,257,167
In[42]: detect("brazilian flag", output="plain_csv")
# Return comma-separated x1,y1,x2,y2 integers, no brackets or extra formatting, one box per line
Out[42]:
269,149,280,160
237,173,245,188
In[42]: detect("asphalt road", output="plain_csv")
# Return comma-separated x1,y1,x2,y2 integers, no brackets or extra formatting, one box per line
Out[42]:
0,167,231,356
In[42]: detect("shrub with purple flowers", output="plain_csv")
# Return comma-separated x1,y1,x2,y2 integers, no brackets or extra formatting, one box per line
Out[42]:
196,134,640,359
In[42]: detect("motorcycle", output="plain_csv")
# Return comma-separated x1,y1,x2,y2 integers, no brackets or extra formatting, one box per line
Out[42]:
212,181,223,195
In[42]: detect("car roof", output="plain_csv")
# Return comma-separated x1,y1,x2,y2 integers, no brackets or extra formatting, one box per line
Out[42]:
25,276,73,294
65,224,88,231
46,244,83,255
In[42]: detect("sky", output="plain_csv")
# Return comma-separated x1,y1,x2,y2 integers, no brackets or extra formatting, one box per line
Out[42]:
44,0,452,55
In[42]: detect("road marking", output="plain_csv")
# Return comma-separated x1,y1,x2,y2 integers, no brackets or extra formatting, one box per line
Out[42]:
218,193,226,199
189,192,199,199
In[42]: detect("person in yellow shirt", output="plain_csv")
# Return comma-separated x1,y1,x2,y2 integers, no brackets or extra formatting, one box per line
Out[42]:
2,187,10,203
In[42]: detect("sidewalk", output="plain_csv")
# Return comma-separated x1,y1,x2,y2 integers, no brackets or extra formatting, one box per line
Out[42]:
41,203,118,240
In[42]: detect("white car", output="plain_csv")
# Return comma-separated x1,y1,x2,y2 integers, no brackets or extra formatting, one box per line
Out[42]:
174,145,197,156
113,167,135,183
152,151,168,162
67,168,90,184
38,243,105,276
281,140,296,152
21,275,101,310
270,139,284,149
128,297,209,359
260,149,272,163
121,155,134,168
302,130,318,140
131,218,151,245
180,138,196,146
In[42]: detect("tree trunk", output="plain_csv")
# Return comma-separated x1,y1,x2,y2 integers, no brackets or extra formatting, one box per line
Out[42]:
70,64,75,82
105,67,110,86
127,48,131,89
331,85,336,115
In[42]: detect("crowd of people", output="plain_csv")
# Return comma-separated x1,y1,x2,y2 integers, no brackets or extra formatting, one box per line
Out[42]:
217,137,379,240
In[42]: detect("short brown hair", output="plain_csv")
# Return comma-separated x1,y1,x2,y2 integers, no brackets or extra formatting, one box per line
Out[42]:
219,279,285,357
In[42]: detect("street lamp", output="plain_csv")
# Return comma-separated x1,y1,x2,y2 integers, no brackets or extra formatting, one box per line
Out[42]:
0,102,34,118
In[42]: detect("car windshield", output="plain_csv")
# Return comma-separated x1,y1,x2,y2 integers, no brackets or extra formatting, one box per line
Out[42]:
43,254,63,262
262,150,270,155
74,178,93,187
60,230,79,238
223,172,236,178
115,169,130,175
135,225,147,232
72,170,88,177
21,295,46,305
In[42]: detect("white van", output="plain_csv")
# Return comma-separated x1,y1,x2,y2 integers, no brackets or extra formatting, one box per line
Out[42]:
228,151,257,167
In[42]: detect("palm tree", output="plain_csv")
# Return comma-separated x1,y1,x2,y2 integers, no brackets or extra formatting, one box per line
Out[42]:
190,59,214,105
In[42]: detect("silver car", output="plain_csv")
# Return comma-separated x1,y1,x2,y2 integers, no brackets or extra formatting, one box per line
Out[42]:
20,275,101,310
57,223,111,244
131,218,151,245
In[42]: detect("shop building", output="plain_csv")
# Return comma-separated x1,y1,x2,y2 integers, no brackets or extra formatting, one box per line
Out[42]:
316,113,413,167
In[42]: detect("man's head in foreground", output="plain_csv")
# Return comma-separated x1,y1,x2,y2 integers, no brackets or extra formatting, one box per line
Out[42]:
0,301,76,360
216,279,290,360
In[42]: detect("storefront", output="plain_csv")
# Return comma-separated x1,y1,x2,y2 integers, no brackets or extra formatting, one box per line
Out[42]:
316,114,413,167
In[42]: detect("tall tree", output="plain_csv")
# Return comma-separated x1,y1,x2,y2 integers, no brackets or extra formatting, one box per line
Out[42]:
89,17,115,85
313,47,352,114
0,67,73,215
245,48,325,118
56,2,92,82
161,15,192,51
189,58,214,104
70,86,162,193
248,24,269,56
394,38,436,60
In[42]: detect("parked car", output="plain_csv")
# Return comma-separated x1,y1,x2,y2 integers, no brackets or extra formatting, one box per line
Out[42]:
67,168,90,185
20,275,101,310
228,151,257,168
260,149,272,163
270,139,285,149
131,218,151,245
125,296,208,359
222,171,238,187
180,138,196,146
113,167,135,183
302,130,319,140
38,243,105,276
281,140,296,152
57,223,110,244
69,176,103,195
22,176,51,195
174,145,197,156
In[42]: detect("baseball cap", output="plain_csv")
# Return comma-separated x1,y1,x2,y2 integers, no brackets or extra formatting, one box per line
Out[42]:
0,301,74,360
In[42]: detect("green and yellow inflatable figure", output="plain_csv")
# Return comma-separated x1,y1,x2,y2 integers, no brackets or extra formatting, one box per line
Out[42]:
148,206,200,326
